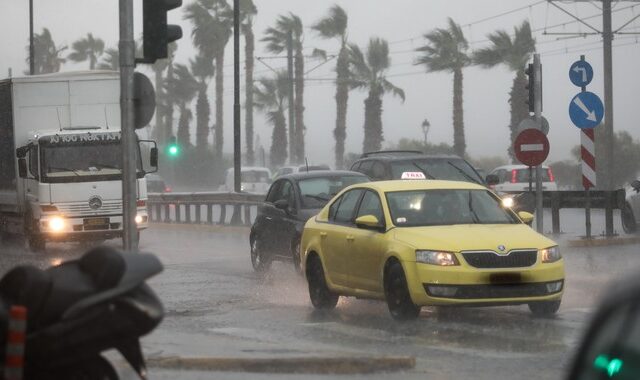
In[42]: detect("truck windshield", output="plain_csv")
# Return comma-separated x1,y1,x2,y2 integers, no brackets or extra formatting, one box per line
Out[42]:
41,142,141,182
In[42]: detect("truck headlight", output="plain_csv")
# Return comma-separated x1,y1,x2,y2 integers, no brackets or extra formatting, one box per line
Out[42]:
48,217,65,232
135,215,143,224
541,246,561,263
416,250,459,266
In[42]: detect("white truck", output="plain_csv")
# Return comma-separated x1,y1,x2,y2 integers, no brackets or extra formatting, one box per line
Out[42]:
0,71,157,251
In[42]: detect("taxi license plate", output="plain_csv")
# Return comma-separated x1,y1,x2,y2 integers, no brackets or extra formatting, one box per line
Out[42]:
489,273,521,284
84,218,109,226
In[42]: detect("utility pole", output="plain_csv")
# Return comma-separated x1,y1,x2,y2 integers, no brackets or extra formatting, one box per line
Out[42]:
287,31,295,164
233,0,241,193
533,54,544,233
29,0,34,75
119,0,138,251
602,0,615,236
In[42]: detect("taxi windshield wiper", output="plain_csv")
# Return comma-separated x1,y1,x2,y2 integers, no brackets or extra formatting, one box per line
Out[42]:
47,166,80,177
467,190,480,223
412,163,435,179
447,161,481,185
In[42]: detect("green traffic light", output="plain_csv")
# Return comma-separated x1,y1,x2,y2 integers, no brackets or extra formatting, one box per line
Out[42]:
594,354,623,377
168,145,179,156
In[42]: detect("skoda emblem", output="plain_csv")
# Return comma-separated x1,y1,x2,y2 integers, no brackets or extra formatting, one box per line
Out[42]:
88,196,103,210
497,245,506,252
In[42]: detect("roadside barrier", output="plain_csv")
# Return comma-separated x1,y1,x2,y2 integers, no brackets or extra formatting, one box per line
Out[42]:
4,305,27,380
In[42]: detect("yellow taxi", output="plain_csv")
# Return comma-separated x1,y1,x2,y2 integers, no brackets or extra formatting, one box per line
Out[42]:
300,179,564,320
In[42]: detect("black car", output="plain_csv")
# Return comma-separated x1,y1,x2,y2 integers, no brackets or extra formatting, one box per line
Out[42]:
350,150,486,185
249,170,369,273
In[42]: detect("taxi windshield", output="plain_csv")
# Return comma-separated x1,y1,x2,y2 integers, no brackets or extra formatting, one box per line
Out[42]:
386,189,519,227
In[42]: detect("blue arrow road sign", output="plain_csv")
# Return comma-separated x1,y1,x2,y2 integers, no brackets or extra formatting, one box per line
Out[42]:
569,60,594,87
569,91,604,129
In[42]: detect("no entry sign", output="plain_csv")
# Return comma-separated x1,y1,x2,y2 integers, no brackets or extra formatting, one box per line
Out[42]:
514,128,550,167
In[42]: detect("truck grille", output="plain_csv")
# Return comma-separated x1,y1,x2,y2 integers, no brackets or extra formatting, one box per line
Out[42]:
461,250,537,268
56,200,123,216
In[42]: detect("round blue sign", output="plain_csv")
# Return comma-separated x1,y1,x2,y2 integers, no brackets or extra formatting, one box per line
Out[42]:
569,60,594,87
569,91,604,129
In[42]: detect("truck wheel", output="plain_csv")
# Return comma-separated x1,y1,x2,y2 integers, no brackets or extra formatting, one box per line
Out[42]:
385,261,420,321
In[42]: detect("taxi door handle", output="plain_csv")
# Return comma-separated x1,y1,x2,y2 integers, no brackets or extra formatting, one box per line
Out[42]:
346,235,354,242
320,232,328,238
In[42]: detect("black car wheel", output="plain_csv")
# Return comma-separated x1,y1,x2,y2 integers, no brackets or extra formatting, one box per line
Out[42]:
250,237,271,273
622,203,637,234
528,300,561,317
385,261,420,321
307,255,338,309
292,238,302,275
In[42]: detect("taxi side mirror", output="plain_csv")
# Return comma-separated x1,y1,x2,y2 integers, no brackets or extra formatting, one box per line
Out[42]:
355,215,384,231
518,211,534,225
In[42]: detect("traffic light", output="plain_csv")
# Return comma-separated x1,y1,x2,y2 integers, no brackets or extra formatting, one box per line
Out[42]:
167,136,180,157
142,0,183,63
525,63,535,113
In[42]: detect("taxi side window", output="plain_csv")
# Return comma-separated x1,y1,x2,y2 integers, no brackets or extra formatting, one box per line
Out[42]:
331,189,364,224
356,190,384,226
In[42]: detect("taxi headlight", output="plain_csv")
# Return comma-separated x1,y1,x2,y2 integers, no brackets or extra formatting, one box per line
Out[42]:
501,196,515,208
541,246,562,263
416,250,459,266
49,217,65,232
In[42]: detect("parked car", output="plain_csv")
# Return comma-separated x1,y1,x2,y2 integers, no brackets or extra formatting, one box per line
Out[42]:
300,179,564,320
145,173,171,193
221,166,272,194
349,150,485,185
621,179,640,233
272,164,331,179
488,164,558,193
249,170,369,273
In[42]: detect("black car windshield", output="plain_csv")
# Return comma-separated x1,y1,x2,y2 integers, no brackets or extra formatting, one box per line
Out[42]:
386,189,518,227
298,175,368,209
390,158,483,184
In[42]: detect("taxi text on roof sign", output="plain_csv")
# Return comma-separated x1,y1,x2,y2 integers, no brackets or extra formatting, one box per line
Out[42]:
401,172,427,180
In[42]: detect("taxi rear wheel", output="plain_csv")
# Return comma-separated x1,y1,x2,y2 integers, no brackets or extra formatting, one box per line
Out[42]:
385,262,420,321
307,255,338,309
528,300,561,317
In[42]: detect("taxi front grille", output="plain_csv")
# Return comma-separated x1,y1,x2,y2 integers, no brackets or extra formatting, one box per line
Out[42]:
461,250,537,268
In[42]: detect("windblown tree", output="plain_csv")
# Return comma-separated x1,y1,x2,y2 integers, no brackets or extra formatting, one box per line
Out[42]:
67,33,105,70
189,53,214,152
184,0,233,161
28,28,67,74
312,5,351,169
473,20,536,161
166,64,199,148
240,0,257,165
415,18,471,157
349,38,405,153
253,72,290,168
150,43,178,146
262,13,305,163
96,48,119,71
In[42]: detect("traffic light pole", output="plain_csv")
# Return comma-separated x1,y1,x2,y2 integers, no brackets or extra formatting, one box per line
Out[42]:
119,0,139,251
603,0,615,236
533,54,544,233
233,0,241,193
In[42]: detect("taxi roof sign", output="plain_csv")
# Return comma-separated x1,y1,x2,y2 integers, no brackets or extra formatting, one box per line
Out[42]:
401,172,426,180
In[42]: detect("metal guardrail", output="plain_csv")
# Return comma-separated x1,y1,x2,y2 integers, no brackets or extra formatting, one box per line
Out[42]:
146,192,264,226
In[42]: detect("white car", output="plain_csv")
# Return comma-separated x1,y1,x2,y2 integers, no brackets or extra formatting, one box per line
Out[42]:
621,179,640,233
489,164,558,193
220,167,272,194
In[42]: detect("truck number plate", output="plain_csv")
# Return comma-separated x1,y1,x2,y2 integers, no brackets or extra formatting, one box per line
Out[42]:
84,218,109,226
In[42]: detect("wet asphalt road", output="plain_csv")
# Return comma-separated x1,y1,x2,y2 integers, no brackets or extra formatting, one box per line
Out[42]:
1,209,639,380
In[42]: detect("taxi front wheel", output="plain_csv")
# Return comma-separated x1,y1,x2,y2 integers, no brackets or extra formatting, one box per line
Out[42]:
385,262,421,321
528,300,561,317
307,255,338,310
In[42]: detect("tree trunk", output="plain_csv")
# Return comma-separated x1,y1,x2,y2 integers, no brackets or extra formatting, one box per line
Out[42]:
214,51,225,160
363,89,383,153
164,64,175,145
177,106,191,147
509,69,529,162
294,47,305,163
153,68,165,145
244,23,255,165
452,68,466,157
270,110,288,167
195,86,210,152
334,47,349,169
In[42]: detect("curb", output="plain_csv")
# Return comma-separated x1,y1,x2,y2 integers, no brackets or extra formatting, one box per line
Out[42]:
565,236,640,247
147,356,416,374
150,223,251,234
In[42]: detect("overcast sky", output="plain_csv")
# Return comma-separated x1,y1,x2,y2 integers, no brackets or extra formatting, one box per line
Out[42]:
2,0,639,166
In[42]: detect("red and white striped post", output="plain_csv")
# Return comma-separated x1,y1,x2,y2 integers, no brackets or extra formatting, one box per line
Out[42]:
581,128,596,238
4,305,27,380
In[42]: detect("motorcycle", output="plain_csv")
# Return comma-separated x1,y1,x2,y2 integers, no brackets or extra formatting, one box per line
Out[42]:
0,246,164,380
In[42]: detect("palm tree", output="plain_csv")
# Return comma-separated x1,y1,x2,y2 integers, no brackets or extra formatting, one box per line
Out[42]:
96,48,119,71
166,63,199,147
150,43,178,146
189,53,214,152
240,0,257,165
473,20,536,161
415,18,471,157
254,72,290,167
67,33,105,70
349,38,405,153
312,5,350,169
262,13,305,163
184,0,233,161
28,28,67,74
